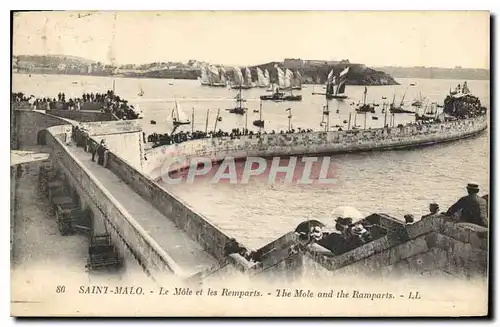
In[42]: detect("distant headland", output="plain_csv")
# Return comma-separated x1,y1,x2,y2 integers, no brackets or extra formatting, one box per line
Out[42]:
13,55,399,86
12,54,488,85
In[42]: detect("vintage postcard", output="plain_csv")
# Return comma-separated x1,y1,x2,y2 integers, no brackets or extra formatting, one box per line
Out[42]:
10,10,490,317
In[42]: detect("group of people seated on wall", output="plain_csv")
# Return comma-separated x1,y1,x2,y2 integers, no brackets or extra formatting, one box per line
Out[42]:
147,127,316,148
404,182,488,229
148,130,226,147
71,124,108,166
222,182,489,263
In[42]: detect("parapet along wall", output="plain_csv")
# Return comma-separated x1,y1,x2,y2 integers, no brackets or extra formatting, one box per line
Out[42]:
144,115,487,180
105,150,239,262
84,120,144,171
301,215,488,279
13,110,69,149
44,125,178,280
193,215,487,283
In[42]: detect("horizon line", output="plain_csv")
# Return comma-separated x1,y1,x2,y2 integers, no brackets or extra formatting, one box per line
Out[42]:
12,53,490,71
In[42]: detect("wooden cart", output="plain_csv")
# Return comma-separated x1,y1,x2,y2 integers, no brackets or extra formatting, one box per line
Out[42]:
87,234,121,271
47,180,66,204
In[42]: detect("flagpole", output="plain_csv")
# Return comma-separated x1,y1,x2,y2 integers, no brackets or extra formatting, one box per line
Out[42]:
259,102,263,134
384,103,388,127
214,108,220,133
191,107,194,133
205,108,209,134
245,109,248,132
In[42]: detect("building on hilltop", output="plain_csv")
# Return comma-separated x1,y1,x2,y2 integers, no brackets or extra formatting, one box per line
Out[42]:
284,58,304,69
285,58,351,69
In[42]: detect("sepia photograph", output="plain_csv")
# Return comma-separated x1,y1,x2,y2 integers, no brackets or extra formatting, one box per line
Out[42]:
10,10,490,317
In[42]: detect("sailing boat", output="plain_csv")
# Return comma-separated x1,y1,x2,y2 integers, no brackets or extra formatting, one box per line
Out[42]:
230,67,253,89
226,88,247,115
208,65,226,87
137,81,144,97
171,100,191,127
219,66,228,87
245,67,255,88
356,87,375,113
198,65,211,86
411,92,426,107
283,69,302,101
389,89,414,114
260,67,301,101
256,67,270,88
326,67,349,99
282,68,293,91
253,102,264,128
291,71,302,90
415,102,436,121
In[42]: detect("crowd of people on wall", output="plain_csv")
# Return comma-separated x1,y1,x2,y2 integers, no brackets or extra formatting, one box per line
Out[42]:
11,90,140,120
147,127,317,148
11,92,32,103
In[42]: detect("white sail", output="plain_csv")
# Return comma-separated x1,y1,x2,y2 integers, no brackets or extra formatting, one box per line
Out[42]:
172,100,189,122
327,69,334,83
208,65,221,84
219,67,227,85
244,67,253,86
233,67,244,86
200,66,211,84
138,81,144,96
257,67,267,87
284,69,293,89
292,71,302,88
220,71,227,84
277,67,286,89
335,67,349,95
264,69,270,81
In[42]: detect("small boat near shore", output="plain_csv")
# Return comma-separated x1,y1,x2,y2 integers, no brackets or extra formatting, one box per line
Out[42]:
389,91,415,114
355,87,375,113
226,88,247,115
171,100,191,127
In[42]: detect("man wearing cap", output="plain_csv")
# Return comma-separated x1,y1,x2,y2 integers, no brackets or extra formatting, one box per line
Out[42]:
445,183,488,228
422,202,440,219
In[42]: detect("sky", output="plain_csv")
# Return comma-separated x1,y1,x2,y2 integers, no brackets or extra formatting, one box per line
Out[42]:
12,11,490,69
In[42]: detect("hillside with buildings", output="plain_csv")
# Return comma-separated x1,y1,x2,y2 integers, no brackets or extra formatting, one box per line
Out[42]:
373,66,489,80
13,55,397,85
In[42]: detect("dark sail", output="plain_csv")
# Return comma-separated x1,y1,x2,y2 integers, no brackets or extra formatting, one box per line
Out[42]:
337,81,346,94
326,83,334,95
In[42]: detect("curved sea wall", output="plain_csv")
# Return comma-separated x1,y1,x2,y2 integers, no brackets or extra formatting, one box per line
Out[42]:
145,115,488,180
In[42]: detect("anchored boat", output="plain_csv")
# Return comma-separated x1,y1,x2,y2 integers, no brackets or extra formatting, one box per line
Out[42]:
253,102,265,128
260,67,302,101
256,67,271,88
171,99,191,127
355,87,375,113
230,67,253,89
226,88,247,115
389,90,415,114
